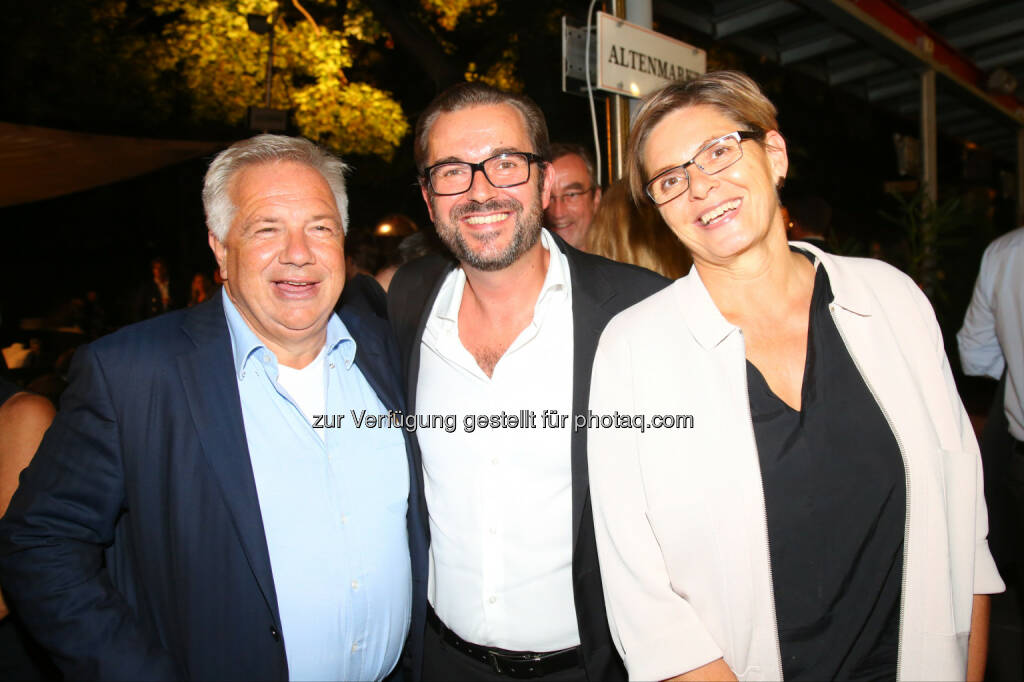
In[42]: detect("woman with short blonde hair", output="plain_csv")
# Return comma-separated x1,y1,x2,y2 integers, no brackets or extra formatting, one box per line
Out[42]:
589,71,1002,682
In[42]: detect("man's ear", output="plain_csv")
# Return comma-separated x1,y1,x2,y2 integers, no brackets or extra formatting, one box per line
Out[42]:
591,186,603,211
540,162,555,211
763,130,789,189
208,232,228,282
420,182,436,223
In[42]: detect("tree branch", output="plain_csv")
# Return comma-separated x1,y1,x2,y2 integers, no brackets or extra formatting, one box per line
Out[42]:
360,0,461,92
292,0,319,33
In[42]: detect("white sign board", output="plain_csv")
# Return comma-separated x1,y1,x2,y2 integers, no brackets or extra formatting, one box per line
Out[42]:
597,12,705,99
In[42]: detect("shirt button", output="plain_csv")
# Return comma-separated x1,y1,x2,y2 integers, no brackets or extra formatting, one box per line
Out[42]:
491,457,499,465
488,596,497,604
489,527,497,535
351,580,359,590
351,642,359,652
329,362,336,369
341,515,348,524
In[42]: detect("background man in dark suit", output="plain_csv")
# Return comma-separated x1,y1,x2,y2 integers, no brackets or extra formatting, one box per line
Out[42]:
0,135,427,681
543,143,602,250
388,83,669,682
134,255,180,321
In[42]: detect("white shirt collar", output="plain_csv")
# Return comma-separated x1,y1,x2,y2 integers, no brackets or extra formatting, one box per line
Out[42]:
432,228,570,329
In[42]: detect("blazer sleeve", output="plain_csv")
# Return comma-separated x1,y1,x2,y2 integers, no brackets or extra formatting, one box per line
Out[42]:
900,273,1004,606
588,324,723,681
918,280,1005,598
0,344,180,681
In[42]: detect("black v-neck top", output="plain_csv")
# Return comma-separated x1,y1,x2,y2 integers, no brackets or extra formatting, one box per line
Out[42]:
746,256,905,681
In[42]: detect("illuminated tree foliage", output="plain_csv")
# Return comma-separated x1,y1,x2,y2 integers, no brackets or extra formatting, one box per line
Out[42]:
417,0,492,30
142,0,408,159
1,0,579,162
88,0,514,160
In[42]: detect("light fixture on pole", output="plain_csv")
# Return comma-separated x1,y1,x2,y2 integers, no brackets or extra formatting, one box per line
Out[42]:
246,12,288,132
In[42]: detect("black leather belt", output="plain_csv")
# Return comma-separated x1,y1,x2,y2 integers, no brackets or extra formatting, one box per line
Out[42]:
427,607,580,678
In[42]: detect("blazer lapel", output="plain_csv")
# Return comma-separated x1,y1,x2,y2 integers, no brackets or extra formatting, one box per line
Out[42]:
562,241,620,550
341,310,403,413
176,294,281,626
405,258,455,414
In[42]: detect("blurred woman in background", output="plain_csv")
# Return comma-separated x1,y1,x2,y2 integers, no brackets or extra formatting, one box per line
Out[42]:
584,180,691,279
0,376,58,680
188,272,214,307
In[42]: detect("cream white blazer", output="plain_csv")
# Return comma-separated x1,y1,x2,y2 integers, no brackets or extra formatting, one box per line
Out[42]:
588,244,1004,681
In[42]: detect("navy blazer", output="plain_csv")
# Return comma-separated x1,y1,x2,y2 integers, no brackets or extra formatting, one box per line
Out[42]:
0,291,428,681
388,234,670,681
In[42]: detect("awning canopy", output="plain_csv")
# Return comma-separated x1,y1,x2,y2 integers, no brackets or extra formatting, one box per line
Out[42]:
655,0,1024,160
0,122,224,207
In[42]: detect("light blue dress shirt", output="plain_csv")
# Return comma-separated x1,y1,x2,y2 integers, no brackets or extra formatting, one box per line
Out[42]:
222,295,411,681
958,225,1024,441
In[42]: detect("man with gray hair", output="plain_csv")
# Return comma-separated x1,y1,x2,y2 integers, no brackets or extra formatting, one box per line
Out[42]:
543,143,602,250
0,134,427,681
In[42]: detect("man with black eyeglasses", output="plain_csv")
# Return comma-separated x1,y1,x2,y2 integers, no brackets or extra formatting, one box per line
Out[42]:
387,82,668,682
544,143,602,250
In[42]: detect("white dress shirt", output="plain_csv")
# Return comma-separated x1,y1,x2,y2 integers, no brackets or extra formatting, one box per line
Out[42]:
155,278,171,307
417,229,579,651
276,347,327,440
958,226,1024,440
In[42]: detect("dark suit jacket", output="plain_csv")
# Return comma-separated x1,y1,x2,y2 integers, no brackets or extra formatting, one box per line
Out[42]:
387,235,670,681
338,273,389,320
0,290,428,681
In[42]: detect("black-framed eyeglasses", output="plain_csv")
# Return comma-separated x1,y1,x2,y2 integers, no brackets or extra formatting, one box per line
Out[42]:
549,187,596,206
423,152,546,196
644,130,765,206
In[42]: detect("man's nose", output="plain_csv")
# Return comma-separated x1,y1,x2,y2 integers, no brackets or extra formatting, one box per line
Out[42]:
465,167,497,202
281,227,314,265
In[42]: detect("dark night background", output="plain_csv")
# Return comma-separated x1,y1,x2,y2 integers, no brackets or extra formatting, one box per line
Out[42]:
2,3,1022,676
0,1,1017,357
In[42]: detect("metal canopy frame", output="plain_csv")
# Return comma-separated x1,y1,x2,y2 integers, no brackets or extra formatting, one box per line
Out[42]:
652,0,1024,219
